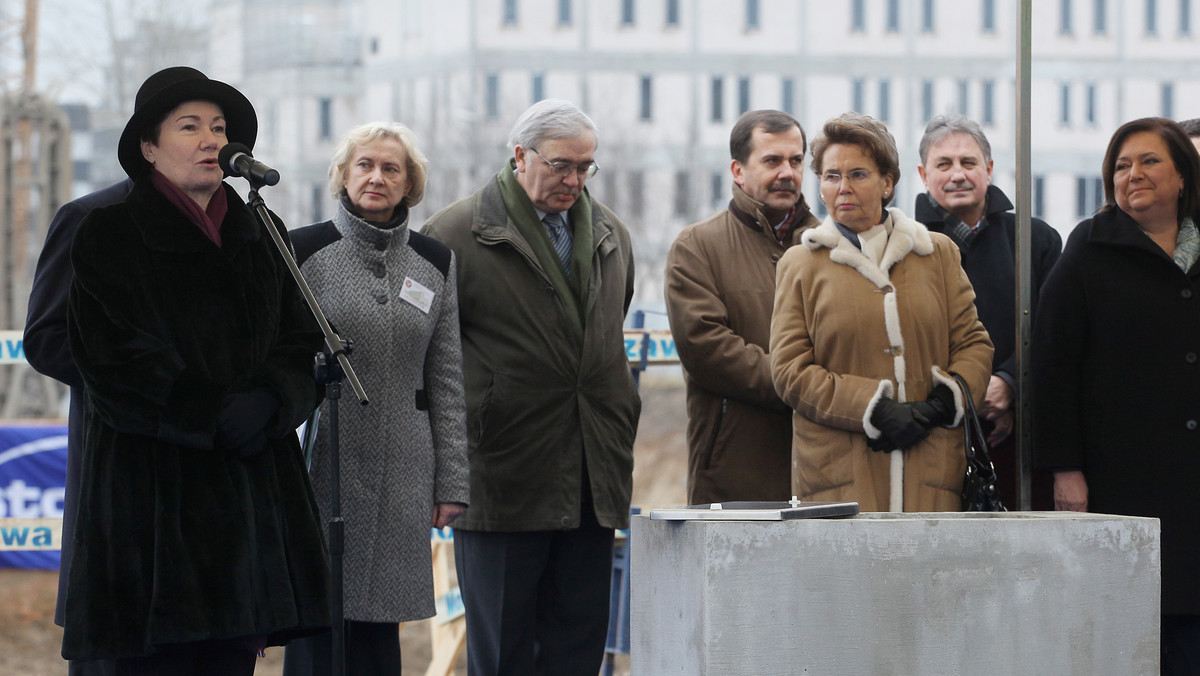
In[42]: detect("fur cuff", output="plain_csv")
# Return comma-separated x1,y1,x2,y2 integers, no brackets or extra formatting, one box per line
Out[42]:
862,379,895,439
931,367,965,428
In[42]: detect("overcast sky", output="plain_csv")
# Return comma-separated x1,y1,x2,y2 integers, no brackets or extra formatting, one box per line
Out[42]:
3,0,208,105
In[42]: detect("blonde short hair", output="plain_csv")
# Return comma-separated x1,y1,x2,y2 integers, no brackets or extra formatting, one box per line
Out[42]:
328,121,428,207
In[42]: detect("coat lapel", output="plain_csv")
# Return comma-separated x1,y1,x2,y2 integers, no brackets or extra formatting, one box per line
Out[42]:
125,181,259,257
802,208,934,289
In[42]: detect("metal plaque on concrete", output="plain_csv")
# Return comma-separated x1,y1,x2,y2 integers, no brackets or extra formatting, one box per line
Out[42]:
649,499,859,521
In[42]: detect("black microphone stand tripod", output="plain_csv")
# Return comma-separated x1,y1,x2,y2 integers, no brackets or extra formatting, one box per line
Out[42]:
242,174,367,676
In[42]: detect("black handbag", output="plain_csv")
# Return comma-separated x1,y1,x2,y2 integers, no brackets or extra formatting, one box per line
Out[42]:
952,373,1006,512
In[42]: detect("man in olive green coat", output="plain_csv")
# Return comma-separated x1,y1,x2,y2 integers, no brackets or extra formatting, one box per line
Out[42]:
423,99,639,676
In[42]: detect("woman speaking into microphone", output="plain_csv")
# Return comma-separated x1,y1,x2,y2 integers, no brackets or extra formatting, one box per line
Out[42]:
62,66,330,674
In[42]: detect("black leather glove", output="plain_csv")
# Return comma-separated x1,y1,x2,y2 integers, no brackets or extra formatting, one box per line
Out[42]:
867,432,900,452
909,383,956,429
215,387,280,452
237,431,269,460
868,397,933,451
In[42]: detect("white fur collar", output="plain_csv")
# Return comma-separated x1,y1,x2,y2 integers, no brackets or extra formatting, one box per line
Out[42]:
801,207,934,288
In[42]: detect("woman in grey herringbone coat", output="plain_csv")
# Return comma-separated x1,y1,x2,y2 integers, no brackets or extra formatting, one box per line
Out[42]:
284,122,470,675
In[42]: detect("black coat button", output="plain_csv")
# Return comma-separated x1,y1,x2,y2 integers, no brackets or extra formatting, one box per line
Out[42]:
1187,420,1198,431
1182,288,1194,299
1187,353,1197,364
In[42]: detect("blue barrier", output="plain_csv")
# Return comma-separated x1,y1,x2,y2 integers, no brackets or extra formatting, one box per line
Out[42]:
0,424,68,568
602,506,640,674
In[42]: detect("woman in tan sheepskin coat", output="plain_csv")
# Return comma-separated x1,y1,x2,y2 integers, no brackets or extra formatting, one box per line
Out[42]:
770,113,993,512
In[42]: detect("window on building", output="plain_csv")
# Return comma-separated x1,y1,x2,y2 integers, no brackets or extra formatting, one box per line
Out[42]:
711,76,724,123
852,0,866,32
922,0,936,32
711,170,725,208
622,0,635,25
1147,0,1158,34
878,80,891,122
1085,82,1097,125
982,79,995,125
887,0,901,31
503,0,518,26
745,0,760,30
1162,82,1174,118
922,79,934,123
852,78,864,113
1182,0,1193,34
738,77,751,116
630,170,645,217
312,185,324,223
781,78,794,115
1094,0,1108,34
532,73,544,103
640,75,653,121
486,73,500,120
1060,82,1071,125
982,0,996,33
319,97,332,141
1060,0,1072,34
957,79,969,116
666,0,680,26
674,171,690,217
1034,175,1045,218
1076,175,1103,217
558,0,571,26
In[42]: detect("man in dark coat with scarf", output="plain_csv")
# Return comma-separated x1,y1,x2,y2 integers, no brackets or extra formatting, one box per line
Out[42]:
424,99,639,676
914,113,1062,509
25,178,131,676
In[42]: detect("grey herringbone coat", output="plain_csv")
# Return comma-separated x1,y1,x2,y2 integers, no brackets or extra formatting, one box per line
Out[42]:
293,201,470,622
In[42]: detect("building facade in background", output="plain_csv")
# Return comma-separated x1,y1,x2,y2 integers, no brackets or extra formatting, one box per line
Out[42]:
69,0,1200,302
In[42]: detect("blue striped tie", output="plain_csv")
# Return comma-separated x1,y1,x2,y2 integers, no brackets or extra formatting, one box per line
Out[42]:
543,212,573,276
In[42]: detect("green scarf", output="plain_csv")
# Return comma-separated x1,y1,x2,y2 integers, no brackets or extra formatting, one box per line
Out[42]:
496,158,594,332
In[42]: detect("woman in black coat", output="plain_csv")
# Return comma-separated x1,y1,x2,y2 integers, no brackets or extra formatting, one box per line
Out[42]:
1034,117,1200,675
62,66,330,674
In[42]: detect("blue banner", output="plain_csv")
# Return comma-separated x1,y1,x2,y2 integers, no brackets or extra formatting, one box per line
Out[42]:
0,424,67,569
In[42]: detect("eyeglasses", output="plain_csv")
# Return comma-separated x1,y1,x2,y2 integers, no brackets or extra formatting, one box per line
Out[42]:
820,169,875,186
529,147,600,179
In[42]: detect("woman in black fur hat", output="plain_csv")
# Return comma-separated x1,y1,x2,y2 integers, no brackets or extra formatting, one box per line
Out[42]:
61,66,330,674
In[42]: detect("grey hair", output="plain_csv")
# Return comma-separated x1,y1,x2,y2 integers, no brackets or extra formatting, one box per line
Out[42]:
1179,117,1200,137
918,113,992,166
328,121,428,206
507,99,599,151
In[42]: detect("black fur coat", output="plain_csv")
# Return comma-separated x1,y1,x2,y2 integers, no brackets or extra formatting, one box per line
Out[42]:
62,179,330,660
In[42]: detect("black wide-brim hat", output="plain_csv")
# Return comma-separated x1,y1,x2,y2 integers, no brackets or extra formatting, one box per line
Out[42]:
118,66,258,178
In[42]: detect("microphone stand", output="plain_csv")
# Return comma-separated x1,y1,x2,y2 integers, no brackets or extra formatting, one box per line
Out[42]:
243,178,367,676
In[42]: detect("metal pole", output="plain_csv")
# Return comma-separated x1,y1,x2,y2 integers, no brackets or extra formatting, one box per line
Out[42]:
1014,0,1033,510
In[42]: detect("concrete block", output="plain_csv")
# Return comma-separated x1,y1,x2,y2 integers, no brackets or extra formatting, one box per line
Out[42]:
631,512,1159,675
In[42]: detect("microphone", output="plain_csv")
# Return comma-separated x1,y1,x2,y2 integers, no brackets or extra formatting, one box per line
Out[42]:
219,142,280,186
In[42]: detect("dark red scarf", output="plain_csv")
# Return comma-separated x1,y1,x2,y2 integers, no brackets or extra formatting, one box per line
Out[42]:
150,169,229,246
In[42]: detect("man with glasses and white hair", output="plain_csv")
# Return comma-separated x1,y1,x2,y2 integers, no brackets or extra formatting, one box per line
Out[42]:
914,113,1062,509
424,99,638,676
